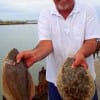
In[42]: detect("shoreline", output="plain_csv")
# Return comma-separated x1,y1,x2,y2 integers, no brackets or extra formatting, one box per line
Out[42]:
0,23,37,25
0,20,38,25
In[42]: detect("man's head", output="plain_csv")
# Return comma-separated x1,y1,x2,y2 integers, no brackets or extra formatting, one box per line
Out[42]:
53,0,74,11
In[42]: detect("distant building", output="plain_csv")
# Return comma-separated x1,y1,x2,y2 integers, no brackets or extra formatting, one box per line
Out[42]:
33,67,48,100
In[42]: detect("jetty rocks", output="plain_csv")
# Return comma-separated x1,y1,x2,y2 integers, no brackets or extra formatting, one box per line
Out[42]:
56,57,95,100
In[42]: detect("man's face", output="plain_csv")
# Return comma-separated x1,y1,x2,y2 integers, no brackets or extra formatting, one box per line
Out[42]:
53,0,74,11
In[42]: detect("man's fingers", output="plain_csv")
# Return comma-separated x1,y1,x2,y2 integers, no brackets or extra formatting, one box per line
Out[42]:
72,59,88,69
16,52,23,63
72,59,80,68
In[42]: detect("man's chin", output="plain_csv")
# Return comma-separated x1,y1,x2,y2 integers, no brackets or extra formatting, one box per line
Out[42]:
57,5,69,11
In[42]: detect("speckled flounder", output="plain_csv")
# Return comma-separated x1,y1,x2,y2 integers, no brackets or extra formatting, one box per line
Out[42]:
2,48,35,100
56,57,95,100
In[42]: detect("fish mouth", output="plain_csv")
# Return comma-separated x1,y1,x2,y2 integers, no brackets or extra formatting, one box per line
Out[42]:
4,58,16,66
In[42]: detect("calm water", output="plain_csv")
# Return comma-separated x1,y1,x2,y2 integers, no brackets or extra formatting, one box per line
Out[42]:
0,24,46,99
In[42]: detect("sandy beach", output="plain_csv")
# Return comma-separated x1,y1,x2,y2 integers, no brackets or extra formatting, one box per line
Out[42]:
95,59,100,99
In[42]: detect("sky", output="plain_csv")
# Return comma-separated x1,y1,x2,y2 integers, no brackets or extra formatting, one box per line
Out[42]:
0,0,100,20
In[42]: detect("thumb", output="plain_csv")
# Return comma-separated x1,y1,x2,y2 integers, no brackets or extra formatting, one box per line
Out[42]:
16,53,23,63
72,59,79,68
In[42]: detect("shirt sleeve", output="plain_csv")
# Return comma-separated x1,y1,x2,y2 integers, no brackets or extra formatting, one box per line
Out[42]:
38,9,51,41
85,6,100,40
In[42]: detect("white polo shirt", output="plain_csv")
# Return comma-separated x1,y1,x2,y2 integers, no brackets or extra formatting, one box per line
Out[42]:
38,2,100,85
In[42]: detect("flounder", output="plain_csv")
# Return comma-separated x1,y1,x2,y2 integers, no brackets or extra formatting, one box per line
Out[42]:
56,57,95,100
2,48,35,100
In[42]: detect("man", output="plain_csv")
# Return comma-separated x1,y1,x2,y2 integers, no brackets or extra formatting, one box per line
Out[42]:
16,0,100,99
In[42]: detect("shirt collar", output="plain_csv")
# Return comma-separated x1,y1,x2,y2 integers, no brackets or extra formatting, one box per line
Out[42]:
50,1,80,17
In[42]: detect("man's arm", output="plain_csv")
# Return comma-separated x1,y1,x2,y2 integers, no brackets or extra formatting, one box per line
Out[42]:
72,38,97,68
78,38,97,57
16,40,53,67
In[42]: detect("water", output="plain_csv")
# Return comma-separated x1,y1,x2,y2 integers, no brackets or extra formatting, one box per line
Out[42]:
0,24,46,99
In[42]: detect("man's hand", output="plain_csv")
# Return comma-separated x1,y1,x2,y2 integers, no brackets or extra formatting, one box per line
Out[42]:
16,50,36,68
72,52,88,69
16,40,53,68
72,39,97,69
